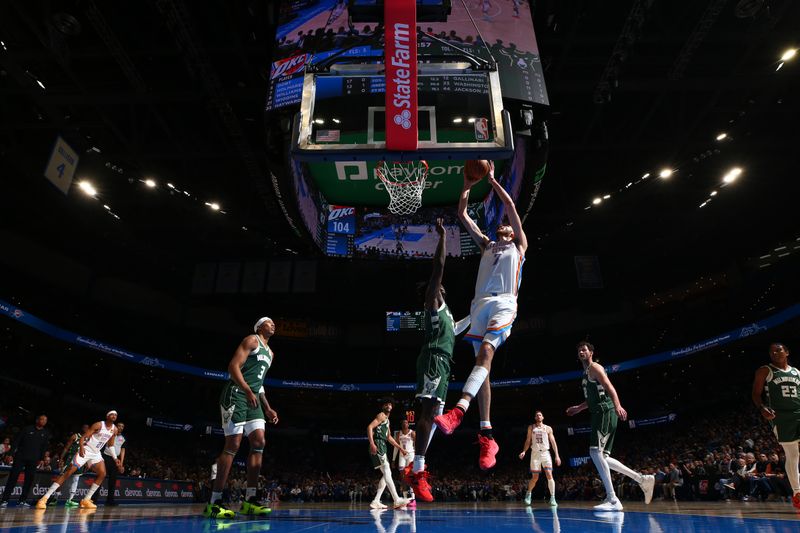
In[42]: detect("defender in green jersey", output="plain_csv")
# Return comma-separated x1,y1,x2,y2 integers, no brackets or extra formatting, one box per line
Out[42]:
204,317,278,519
409,219,469,502
566,342,654,511
57,424,89,507
368,399,410,510
752,342,800,509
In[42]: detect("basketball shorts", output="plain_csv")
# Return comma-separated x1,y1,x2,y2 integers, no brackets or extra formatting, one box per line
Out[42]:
415,348,450,402
771,410,800,443
590,408,618,455
464,294,517,353
71,448,103,469
398,451,414,469
64,451,89,474
220,384,265,437
370,449,388,470
530,450,553,473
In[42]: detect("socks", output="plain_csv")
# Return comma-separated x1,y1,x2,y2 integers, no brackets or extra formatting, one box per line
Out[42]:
606,456,644,484
456,399,470,412
246,487,257,501
589,448,617,502
479,421,493,439
68,476,80,500
413,455,426,474
84,483,100,501
462,365,489,399
210,491,223,504
547,478,556,498
42,482,61,500
780,442,800,493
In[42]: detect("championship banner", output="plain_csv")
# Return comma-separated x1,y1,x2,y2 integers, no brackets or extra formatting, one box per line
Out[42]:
384,0,417,150
2,299,799,390
0,468,194,503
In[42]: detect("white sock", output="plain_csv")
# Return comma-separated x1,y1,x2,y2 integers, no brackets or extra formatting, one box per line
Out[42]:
606,456,644,484
84,483,100,501
413,455,426,474
547,478,556,498
462,365,489,399
246,487,257,500
68,476,80,500
480,421,492,430
425,408,441,449
380,462,401,501
374,476,386,502
589,448,617,501
42,482,61,500
211,491,223,503
780,441,800,493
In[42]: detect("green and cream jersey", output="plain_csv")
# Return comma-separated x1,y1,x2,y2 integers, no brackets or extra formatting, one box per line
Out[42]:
372,417,390,456
423,303,456,360
582,366,614,413
763,364,800,412
236,335,273,393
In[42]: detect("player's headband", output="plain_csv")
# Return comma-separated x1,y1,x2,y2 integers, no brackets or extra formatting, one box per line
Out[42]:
106,410,118,417
254,317,272,333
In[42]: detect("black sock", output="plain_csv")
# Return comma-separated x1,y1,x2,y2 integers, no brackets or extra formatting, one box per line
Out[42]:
480,428,493,439
455,405,466,414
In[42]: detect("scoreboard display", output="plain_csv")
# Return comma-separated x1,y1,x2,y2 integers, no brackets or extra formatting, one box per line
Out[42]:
386,311,426,332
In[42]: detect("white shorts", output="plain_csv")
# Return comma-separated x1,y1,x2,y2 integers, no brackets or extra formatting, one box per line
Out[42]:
464,294,517,352
398,452,414,469
530,451,552,473
71,448,104,470
222,417,266,437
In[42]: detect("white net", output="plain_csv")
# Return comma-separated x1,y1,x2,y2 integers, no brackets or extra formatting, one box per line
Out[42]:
376,160,429,216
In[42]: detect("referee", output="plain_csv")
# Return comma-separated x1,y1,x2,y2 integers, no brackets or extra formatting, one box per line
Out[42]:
100,421,126,506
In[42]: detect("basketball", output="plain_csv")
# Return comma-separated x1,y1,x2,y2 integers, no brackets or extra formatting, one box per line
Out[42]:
465,159,491,182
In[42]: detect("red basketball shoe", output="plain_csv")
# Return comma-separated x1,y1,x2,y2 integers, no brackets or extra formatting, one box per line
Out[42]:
477,434,499,470
433,408,464,435
411,470,434,502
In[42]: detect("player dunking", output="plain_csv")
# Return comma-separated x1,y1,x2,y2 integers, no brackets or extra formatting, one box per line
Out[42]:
368,399,410,509
518,410,560,506
435,162,527,470
752,342,800,509
204,317,279,519
565,342,654,511
408,219,470,501
37,411,120,510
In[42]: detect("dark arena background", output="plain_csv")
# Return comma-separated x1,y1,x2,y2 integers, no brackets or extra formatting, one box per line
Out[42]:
1,0,800,532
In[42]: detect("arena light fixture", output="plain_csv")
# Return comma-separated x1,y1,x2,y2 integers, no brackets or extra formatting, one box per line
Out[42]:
592,197,602,205
468,117,476,123
641,173,650,179
78,181,97,197
603,194,611,199
710,190,718,196
167,183,175,189
723,167,742,184
715,133,727,141
659,168,673,179
144,179,156,188
205,202,221,211
781,48,797,61
452,117,463,124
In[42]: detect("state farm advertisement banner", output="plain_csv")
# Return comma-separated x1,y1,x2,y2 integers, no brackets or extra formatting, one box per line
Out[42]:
0,468,195,503
384,0,417,151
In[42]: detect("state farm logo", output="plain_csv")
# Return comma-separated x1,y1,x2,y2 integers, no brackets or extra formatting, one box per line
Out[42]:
329,206,354,221
393,109,412,130
270,54,308,80
388,22,413,113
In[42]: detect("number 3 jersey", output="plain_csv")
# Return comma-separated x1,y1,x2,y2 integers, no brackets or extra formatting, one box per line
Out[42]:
221,335,273,400
762,364,800,412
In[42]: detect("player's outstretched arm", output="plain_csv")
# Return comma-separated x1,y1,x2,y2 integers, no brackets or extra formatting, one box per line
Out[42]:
592,363,627,421
386,432,407,456
392,431,400,461
518,425,532,459
752,366,775,420
426,218,447,311
565,402,588,416
458,179,490,250
487,169,527,255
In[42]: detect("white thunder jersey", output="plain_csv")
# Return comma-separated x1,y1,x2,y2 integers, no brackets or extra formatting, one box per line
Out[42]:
398,430,414,455
474,241,524,298
86,421,115,453
530,424,551,453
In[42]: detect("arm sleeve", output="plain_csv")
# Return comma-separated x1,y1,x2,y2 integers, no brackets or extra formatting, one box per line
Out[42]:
454,316,471,336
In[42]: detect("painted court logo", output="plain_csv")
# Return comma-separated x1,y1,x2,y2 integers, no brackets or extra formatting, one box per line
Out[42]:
394,109,412,130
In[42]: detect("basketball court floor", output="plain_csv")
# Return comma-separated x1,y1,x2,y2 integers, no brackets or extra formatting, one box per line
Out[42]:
1,502,798,532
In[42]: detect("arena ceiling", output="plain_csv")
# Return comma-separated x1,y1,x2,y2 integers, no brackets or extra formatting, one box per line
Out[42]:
1,0,799,303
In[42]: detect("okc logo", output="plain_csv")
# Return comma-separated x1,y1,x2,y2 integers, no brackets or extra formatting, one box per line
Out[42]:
393,109,412,130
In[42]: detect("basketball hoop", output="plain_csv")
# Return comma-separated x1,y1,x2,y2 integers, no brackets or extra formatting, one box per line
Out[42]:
376,160,429,215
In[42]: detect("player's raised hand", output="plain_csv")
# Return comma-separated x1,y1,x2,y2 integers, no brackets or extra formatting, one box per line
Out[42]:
435,218,445,236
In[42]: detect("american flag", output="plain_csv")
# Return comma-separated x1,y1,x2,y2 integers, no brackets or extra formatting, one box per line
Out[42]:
316,129,340,142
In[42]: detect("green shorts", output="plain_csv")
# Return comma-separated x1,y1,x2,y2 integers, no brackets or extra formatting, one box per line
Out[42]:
370,448,388,469
770,410,800,443
415,348,451,402
220,383,265,436
590,408,618,455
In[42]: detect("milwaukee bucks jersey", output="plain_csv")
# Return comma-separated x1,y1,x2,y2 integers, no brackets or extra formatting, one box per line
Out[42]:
424,303,455,359
582,367,613,412
372,417,389,456
237,336,273,392
65,433,82,457
763,364,800,412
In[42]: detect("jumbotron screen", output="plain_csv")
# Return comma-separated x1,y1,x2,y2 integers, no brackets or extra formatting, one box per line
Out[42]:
386,311,426,332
